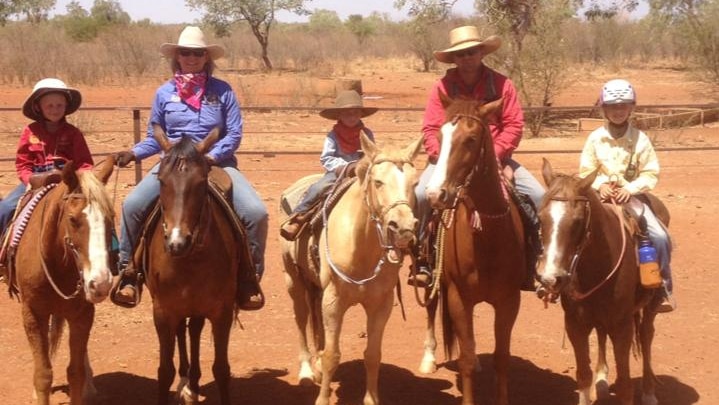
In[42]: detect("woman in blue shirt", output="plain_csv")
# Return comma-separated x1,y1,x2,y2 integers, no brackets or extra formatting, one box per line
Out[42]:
111,26,266,310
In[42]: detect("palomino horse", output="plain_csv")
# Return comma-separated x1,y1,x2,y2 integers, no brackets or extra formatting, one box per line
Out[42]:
536,158,665,405
143,127,241,405
280,134,422,405
12,157,116,405
423,95,526,405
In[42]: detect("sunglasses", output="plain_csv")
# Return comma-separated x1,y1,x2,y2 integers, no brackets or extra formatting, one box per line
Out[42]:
178,48,207,57
453,47,480,58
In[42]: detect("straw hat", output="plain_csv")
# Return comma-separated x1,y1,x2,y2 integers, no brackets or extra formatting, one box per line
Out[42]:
160,26,225,60
22,78,82,121
433,26,502,64
319,90,379,120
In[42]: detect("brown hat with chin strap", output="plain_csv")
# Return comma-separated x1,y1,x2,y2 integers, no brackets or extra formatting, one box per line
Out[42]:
433,25,502,64
319,90,379,120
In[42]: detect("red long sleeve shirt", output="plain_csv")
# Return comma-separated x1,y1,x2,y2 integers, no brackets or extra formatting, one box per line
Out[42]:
15,121,94,185
421,66,524,163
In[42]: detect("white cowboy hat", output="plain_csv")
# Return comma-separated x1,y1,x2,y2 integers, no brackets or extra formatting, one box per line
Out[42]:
433,26,502,64
319,90,379,120
22,78,82,121
160,26,225,60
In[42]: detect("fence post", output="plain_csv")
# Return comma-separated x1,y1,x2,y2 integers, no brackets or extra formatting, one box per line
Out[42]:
133,109,142,184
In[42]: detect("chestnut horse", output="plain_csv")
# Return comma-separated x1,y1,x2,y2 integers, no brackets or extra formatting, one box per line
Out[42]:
12,157,116,405
536,158,665,405
423,95,526,405
280,134,422,405
142,127,240,405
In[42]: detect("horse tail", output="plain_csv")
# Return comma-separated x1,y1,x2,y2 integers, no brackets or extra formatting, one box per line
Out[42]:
440,282,456,360
49,314,65,359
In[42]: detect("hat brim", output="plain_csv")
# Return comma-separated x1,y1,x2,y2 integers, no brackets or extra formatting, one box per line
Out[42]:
22,88,82,121
433,35,502,63
319,107,378,120
160,43,225,60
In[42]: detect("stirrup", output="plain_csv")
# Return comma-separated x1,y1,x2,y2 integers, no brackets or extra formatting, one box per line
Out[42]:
238,279,265,311
111,281,140,308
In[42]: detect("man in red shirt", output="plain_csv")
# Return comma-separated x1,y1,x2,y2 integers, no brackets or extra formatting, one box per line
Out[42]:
411,26,544,289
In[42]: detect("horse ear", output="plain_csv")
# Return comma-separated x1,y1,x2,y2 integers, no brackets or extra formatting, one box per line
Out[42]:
360,132,377,159
94,155,115,185
196,127,221,154
541,158,555,187
152,124,172,152
61,160,80,191
479,98,504,118
438,90,453,110
578,169,599,191
404,135,423,162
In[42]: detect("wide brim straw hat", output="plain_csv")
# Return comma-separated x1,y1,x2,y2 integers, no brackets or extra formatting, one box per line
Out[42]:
319,90,379,120
160,26,225,60
433,26,502,64
22,78,82,121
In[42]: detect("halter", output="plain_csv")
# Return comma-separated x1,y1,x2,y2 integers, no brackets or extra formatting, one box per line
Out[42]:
546,195,628,301
324,157,415,285
39,191,89,300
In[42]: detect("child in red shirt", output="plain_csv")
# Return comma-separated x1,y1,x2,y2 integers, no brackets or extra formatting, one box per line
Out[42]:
0,78,94,235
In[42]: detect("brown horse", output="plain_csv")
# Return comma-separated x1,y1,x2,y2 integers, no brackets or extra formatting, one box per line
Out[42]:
422,95,526,405
536,158,664,405
13,157,116,405
142,127,240,405
280,134,422,405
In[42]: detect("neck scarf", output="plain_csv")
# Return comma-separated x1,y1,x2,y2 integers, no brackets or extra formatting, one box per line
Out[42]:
333,121,365,154
174,71,207,110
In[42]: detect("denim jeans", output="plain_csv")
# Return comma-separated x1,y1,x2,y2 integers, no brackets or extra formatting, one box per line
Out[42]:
626,197,673,292
119,162,269,279
0,183,28,235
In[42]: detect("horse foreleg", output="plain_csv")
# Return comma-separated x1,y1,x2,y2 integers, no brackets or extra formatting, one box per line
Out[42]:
210,311,232,405
362,294,394,405
66,308,94,405
175,319,190,400
21,305,52,405
153,311,179,405
639,311,659,405
419,292,438,374
492,294,520,405
565,316,593,405
177,317,205,405
610,324,635,405
284,268,315,385
446,288,477,405
594,328,610,400
316,286,346,405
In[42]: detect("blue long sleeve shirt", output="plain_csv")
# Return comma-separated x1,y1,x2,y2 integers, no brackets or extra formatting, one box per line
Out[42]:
320,126,375,172
132,76,243,166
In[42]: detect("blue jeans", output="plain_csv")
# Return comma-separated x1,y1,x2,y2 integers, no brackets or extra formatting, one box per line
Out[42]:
414,159,545,242
293,171,337,214
0,183,28,235
119,162,269,279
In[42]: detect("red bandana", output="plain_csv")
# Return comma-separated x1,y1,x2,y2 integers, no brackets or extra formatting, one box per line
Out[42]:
332,121,364,154
174,71,207,109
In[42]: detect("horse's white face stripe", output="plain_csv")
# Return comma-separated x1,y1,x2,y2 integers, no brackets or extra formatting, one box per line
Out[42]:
541,201,568,279
84,204,112,291
426,121,456,194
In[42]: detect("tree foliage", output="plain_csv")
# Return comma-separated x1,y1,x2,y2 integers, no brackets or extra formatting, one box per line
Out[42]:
0,0,55,25
186,0,311,70
345,14,375,45
60,0,130,42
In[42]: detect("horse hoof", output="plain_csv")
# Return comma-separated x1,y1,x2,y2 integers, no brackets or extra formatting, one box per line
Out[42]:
641,393,659,405
595,380,610,400
178,384,199,405
418,359,437,374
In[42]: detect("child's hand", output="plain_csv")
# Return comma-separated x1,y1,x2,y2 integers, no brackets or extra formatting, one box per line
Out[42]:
614,188,632,204
598,183,615,201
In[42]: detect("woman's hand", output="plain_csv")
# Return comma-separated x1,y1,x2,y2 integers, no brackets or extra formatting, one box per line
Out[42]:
115,151,136,167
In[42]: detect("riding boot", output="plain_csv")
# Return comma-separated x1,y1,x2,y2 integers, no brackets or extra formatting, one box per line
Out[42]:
111,261,141,308
237,264,265,311
511,190,542,292
280,212,310,241
408,243,433,288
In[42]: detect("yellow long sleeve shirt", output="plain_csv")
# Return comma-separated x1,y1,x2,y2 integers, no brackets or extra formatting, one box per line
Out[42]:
579,125,659,194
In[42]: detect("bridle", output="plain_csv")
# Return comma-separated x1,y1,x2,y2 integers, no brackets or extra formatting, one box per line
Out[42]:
324,157,416,285
545,194,628,301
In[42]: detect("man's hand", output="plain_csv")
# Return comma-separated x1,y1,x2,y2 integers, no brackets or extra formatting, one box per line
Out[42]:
115,151,136,168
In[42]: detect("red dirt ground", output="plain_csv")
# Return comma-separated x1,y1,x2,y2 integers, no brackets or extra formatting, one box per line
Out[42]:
0,66,717,405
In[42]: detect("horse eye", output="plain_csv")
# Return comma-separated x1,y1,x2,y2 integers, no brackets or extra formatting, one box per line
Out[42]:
68,215,81,228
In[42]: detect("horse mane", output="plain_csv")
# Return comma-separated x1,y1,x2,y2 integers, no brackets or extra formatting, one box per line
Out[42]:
164,136,205,171
77,170,115,219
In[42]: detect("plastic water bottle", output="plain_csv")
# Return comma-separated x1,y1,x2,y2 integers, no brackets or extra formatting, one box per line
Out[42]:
638,237,662,288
